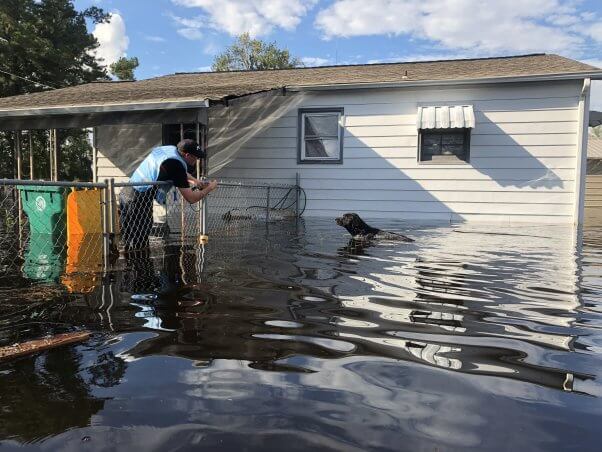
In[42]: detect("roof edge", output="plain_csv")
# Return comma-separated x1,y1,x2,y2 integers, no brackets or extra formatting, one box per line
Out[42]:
0,98,210,118
288,71,602,92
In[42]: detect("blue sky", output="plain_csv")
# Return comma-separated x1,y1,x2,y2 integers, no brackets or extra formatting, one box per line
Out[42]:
74,0,602,107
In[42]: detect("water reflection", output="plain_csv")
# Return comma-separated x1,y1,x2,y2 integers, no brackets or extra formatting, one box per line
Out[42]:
1,220,602,450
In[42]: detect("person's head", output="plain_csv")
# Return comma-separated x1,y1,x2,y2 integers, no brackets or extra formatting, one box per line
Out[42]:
177,139,205,167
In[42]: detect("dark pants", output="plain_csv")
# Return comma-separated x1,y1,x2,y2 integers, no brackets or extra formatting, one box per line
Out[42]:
119,187,154,250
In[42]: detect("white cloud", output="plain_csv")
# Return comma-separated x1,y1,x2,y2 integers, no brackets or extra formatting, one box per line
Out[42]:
167,12,205,40
171,0,318,37
92,13,129,67
314,0,594,54
144,35,166,42
198,65,213,72
301,56,331,66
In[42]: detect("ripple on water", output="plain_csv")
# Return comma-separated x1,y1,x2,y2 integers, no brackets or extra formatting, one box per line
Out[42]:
1,220,602,450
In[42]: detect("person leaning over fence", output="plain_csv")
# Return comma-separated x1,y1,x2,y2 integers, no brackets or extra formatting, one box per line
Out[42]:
119,139,218,250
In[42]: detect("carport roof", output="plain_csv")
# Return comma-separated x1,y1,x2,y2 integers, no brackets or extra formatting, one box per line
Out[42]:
0,53,600,113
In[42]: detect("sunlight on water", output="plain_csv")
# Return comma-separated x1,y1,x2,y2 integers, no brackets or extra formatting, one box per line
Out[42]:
1,219,601,450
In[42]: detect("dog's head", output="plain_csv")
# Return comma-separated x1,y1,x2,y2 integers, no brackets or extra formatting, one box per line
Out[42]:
335,212,370,236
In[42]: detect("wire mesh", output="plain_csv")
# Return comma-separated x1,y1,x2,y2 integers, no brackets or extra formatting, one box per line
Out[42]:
0,180,106,287
0,178,300,283
115,179,300,247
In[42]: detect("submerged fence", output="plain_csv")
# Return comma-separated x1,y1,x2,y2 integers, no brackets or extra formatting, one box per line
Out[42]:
0,178,301,285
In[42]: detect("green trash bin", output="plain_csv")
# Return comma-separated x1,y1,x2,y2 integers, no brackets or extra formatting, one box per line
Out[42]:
18,185,68,236
22,233,66,283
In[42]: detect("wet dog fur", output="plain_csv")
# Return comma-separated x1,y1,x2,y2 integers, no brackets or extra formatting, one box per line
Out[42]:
335,213,414,242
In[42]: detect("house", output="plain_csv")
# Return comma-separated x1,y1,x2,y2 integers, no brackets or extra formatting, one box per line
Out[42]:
0,53,600,224
585,136,602,223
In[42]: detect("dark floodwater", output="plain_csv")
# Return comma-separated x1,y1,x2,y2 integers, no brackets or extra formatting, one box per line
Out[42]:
1,219,602,451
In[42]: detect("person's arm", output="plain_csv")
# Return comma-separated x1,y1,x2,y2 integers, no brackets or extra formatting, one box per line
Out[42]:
178,179,218,203
187,173,209,188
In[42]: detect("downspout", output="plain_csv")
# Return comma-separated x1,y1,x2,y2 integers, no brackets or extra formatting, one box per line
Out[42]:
575,78,591,226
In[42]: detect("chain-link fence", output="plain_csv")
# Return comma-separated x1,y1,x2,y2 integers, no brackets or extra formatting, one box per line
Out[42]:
0,178,301,284
0,179,107,287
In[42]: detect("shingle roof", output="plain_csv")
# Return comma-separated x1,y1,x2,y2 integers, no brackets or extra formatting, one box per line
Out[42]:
588,136,602,159
0,53,598,112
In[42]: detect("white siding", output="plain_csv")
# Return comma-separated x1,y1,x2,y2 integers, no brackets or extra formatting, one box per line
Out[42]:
215,80,582,223
94,124,162,183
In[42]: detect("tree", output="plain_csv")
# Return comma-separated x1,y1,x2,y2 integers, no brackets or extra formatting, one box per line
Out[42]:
110,56,139,81
0,0,110,180
212,33,302,72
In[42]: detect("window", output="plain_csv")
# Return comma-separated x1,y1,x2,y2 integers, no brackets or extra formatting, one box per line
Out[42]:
298,108,344,163
418,129,471,164
162,123,197,146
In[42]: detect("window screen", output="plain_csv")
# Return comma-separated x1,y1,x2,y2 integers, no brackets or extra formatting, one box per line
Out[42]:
419,129,470,163
298,108,343,163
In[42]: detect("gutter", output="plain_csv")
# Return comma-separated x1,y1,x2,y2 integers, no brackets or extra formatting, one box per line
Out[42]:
0,98,210,118
287,71,602,92
575,78,591,226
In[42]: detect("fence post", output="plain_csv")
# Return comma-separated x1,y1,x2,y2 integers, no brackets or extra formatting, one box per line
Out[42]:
108,178,116,241
266,186,271,222
102,179,110,266
295,172,300,218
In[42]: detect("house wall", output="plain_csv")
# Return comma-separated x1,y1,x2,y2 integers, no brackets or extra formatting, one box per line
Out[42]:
214,80,583,223
94,123,163,183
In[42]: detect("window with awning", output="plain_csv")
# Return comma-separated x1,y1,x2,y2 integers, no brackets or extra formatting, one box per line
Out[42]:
416,105,474,163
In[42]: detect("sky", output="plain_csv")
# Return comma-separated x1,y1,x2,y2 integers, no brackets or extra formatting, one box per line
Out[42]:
74,0,602,109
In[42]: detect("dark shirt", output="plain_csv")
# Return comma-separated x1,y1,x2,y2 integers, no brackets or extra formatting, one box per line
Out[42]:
157,158,189,188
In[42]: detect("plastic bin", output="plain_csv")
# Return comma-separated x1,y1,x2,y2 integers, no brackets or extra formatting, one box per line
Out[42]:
66,189,103,235
22,233,65,282
18,185,68,236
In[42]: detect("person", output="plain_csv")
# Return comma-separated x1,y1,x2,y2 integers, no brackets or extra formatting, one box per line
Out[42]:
119,139,218,250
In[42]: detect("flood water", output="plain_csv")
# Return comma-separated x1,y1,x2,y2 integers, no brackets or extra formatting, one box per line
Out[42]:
1,218,601,451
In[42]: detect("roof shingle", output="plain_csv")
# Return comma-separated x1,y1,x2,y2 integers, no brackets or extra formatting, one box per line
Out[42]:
0,53,598,111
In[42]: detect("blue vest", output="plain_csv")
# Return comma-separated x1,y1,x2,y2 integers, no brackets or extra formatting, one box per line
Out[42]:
130,145,188,204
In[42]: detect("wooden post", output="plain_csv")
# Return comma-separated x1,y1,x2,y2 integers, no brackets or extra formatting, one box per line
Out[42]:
29,131,34,180
91,128,97,182
48,130,53,180
52,129,59,181
15,131,23,251
15,131,22,180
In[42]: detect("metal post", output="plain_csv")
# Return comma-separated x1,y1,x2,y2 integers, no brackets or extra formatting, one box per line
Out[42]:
202,125,208,236
295,172,300,218
266,186,271,222
108,178,115,236
102,179,110,267
196,121,202,236
28,131,34,180
180,124,185,239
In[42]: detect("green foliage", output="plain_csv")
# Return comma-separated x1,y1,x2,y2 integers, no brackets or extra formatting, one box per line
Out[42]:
0,0,109,181
0,129,92,181
212,33,302,72
110,56,139,81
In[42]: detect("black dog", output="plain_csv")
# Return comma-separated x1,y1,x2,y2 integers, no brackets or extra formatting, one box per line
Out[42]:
335,213,414,242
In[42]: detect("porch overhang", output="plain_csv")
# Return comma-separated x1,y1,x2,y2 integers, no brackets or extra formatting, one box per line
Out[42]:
0,99,210,130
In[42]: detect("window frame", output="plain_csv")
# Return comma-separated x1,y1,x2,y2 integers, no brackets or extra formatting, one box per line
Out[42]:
417,128,471,165
297,107,344,164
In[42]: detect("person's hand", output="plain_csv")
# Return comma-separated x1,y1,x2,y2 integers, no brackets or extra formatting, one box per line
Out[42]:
206,179,218,192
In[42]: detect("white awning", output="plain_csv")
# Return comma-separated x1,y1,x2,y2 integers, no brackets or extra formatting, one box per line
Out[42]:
416,105,475,129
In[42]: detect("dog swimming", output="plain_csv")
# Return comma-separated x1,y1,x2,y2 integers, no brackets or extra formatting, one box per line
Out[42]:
335,212,414,242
